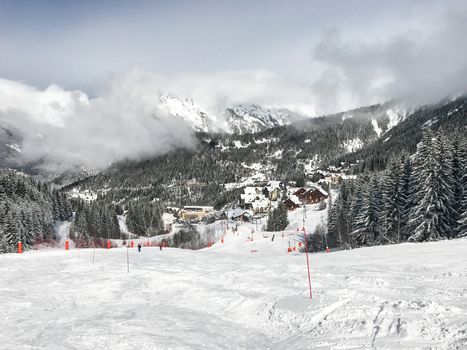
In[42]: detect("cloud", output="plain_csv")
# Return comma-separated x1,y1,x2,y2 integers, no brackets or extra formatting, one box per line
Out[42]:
310,2,467,110
166,70,318,116
0,73,196,172
0,68,318,173
1,0,466,175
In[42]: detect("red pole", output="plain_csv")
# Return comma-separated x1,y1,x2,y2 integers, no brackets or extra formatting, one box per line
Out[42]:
303,228,312,299
65,240,69,250
18,241,23,254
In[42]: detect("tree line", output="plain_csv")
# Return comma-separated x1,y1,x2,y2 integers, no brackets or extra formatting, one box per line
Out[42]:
322,129,467,251
0,170,72,253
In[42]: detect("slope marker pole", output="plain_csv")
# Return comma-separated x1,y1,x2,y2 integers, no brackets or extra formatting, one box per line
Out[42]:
126,247,130,273
304,227,312,299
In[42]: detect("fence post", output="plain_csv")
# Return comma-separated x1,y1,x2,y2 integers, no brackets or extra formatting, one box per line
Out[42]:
127,248,130,273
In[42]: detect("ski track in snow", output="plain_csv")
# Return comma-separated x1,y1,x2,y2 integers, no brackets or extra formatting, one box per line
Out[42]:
1,224,467,349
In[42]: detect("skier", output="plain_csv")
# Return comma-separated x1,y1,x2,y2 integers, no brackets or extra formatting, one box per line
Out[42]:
137,243,142,252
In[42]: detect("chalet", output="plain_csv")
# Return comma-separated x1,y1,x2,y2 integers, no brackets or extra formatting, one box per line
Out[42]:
240,186,272,213
300,187,329,204
284,195,301,211
293,187,308,198
224,209,253,222
265,181,283,201
241,187,263,204
180,206,214,220
251,197,271,214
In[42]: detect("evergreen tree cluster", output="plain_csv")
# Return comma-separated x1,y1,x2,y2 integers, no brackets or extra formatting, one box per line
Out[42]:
327,129,467,249
0,170,72,253
70,200,120,246
170,224,202,249
266,201,289,231
126,201,164,237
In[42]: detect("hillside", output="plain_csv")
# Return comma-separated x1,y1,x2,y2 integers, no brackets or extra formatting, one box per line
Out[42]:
1,230,466,349
63,100,407,205
337,96,467,171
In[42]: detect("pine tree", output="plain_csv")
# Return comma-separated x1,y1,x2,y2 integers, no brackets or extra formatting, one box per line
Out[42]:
0,228,11,253
276,201,289,230
381,158,403,243
458,192,467,237
350,173,369,235
266,208,276,231
399,155,414,241
352,175,382,246
435,132,456,238
457,170,467,237
408,130,448,241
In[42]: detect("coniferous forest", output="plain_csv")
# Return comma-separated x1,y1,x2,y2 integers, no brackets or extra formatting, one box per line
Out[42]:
0,170,72,252
324,129,467,251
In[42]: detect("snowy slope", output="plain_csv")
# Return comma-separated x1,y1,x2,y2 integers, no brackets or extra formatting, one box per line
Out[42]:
1,225,466,349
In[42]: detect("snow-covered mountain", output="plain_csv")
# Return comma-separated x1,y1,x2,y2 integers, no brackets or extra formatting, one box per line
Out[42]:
157,94,306,134
225,104,304,134
157,94,226,133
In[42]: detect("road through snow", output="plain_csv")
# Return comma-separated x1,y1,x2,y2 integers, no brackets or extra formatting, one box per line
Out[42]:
1,225,466,349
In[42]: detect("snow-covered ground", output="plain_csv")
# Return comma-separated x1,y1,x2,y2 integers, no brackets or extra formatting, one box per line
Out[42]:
1,221,466,349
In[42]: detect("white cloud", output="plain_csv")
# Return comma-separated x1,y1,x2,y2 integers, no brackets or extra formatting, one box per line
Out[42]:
1,0,467,175
310,2,467,109
0,73,196,172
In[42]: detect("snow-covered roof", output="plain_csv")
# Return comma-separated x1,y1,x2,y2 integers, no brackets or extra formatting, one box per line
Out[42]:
251,197,270,210
243,187,262,195
267,181,282,188
265,181,282,193
341,175,358,180
226,209,253,219
317,170,330,176
182,206,214,212
293,188,307,196
289,195,301,205
315,186,328,196
241,187,264,204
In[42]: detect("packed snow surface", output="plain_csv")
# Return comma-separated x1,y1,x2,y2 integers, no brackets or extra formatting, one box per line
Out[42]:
1,229,466,349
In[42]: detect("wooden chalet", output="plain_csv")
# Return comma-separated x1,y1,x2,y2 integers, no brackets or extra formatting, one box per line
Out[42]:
284,196,300,211
300,187,329,204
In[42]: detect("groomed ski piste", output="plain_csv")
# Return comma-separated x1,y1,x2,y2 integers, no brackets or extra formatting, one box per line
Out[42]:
1,205,467,349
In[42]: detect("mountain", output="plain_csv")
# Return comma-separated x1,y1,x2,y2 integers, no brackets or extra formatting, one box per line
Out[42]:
224,104,304,134
62,99,411,208
158,94,225,133
158,94,307,134
0,125,23,170
335,95,467,171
